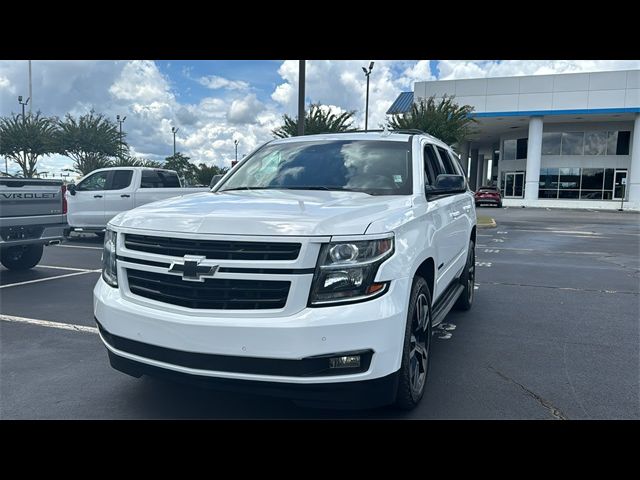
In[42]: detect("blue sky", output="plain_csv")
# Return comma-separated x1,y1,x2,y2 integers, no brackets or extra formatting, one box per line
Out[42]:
1,59,638,178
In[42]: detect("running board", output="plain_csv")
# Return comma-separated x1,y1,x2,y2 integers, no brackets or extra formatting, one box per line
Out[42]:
431,282,464,327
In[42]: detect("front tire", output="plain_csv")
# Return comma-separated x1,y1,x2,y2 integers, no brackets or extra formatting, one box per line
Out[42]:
1,244,44,270
395,276,432,410
454,240,475,311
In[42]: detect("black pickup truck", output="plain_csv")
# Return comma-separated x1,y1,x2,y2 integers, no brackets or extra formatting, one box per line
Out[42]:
0,175,68,270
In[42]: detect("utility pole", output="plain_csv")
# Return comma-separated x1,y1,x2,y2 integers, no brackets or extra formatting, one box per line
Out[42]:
172,127,179,157
18,95,30,122
362,62,374,132
28,60,33,113
234,139,239,163
297,60,305,136
116,115,126,159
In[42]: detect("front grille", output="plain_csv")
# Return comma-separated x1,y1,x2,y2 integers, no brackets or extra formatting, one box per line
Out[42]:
125,234,301,261
127,269,290,310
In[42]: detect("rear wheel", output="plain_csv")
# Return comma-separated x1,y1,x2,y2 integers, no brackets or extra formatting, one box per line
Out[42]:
395,276,432,410
454,240,475,311
1,244,44,270
497,201,503,208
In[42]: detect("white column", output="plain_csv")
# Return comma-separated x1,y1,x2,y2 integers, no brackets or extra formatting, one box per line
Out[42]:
476,154,485,189
628,113,640,206
525,116,543,201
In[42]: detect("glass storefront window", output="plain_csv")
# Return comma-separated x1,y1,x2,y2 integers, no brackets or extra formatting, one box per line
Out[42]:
539,168,559,189
503,139,516,160
580,190,603,200
606,132,618,155
561,132,584,155
584,132,607,155
542,132,561,155
580,168,605,190
559,167,580,189
604,168,614,190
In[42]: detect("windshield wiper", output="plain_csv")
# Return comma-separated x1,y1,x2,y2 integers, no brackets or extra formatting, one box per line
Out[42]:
269,186,367,193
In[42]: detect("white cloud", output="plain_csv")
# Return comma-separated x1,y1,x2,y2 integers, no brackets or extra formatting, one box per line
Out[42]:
198,75,249,91
227,94,265,124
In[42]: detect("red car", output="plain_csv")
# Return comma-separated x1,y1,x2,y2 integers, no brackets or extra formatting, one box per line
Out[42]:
475,186,502,208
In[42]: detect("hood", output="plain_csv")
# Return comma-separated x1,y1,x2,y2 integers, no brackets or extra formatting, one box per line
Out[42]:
111,190,413,236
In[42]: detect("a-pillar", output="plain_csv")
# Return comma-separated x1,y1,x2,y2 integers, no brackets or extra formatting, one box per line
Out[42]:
469,149,479,191
628,113,640,207
524,116,543,201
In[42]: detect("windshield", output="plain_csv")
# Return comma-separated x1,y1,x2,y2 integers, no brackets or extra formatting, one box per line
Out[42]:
218,139,413,196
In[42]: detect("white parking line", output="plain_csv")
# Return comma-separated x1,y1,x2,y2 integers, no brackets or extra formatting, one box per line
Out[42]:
0,314,98,334
0,269,101,289
39,265,97,272
54,244,103,250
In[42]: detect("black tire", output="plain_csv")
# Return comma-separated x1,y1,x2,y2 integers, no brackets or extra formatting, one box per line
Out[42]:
497,202,503,208
1,244,44,270
454,240,475,311
395,276,433,410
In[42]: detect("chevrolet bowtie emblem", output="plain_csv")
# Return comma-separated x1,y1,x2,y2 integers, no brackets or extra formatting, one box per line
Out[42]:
168,255,219,282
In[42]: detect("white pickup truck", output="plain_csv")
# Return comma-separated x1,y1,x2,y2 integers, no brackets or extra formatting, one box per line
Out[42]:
94,132,477,410
66,167,208,234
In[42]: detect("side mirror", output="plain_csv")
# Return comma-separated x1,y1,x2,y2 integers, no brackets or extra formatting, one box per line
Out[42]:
427,174,467,196
67,183,77,196
210,174,223,188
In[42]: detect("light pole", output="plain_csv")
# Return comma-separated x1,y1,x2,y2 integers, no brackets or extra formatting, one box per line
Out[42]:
362,62,374,132
234,139,239,164
116,115,126,159
298,60,305,136
172,127,179,157
18,95,30,123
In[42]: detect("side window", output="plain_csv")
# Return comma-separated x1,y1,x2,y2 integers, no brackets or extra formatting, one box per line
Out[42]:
436,146,458,174
109,170,133,190
424,145,443,188
141,170,181,188
446,150,464,176
77,171,108,191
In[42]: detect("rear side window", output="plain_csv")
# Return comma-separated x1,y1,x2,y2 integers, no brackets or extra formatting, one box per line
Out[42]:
140,170,181,188
109,170,133,190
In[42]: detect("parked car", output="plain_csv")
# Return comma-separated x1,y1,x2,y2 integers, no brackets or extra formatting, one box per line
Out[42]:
0,175,68,270
66,167,209,235
94,132,477,410
475,186,502,208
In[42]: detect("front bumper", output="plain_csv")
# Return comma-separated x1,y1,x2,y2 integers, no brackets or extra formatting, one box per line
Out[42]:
94,276,410,387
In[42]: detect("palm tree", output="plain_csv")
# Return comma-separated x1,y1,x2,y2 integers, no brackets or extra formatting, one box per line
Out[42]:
0,112,58,177
55,111,124,176
387,95,476,146
273,104,357,138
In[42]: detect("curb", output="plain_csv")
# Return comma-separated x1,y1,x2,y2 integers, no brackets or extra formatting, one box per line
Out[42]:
477,217,496,229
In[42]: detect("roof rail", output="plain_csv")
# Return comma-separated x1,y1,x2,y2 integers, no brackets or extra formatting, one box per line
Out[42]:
338,129,428,135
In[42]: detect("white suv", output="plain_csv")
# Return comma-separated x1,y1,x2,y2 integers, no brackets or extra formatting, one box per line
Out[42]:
94,131,477,409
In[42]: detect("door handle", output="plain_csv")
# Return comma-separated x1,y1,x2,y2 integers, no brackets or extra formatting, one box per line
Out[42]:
450,210,461,217
120,194,130,198
463,205,471,210
93,195,103,198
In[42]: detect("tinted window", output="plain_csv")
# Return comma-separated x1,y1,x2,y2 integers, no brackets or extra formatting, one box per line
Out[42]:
561,132,584,155
584,132,607,155
141,170,181,188
424,145,443,187
503,139,516,160
436,146,458,175
580,168,604,190
542,132,561,155
77,171,108,191
220,140,413,196
616,131,630,155
516,138,528,159
109,170,133,190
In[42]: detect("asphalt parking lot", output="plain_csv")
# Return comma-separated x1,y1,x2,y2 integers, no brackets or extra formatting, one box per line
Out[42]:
1,208,639,419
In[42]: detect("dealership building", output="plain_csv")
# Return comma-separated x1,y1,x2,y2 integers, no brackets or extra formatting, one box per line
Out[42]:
387,69,640,210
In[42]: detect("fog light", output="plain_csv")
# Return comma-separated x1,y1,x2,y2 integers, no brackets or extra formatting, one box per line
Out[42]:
329,355,361,369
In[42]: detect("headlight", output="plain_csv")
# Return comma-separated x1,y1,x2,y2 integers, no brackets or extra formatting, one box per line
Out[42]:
102,228,118,288
309,236,393,306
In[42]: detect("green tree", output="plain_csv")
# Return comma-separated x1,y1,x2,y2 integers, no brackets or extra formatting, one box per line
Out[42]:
164,152,198,184
387,95,477,146
55,111,125,176
194,163,228,186
0,112,59,177
273,104,357,138
111,155,163,168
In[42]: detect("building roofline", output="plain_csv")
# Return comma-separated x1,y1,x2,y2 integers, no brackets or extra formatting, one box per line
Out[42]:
470,107,640,118
416,69,640,84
